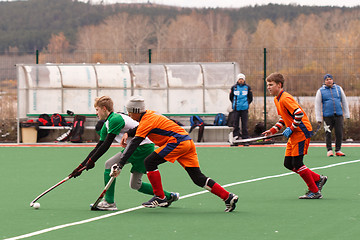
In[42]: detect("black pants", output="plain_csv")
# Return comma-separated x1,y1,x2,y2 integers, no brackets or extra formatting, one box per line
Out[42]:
233,109,249,139
324,115,343,152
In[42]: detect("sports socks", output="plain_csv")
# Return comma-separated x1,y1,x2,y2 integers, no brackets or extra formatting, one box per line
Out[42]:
104,169,116,204
295,166,319,193
138,182,172,200
146,170,165,199
204,178,229,201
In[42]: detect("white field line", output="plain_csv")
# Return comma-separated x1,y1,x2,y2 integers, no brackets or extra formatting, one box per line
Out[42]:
5,159,360,240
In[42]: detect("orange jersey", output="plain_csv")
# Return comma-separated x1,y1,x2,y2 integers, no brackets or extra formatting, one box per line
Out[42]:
274,91,313,143
136,110,199,168
136,110,191,146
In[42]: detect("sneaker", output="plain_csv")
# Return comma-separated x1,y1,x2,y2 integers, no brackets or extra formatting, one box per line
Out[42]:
161,192,180,208
91,200,118,211
298,190,322,199
315,175,328,192
142,196,168,208
224,193,238,212
327,150,334,157
335,151,346,157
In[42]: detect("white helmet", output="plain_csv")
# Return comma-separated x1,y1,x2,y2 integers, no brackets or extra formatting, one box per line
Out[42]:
237,73,245,80
126,96,146,113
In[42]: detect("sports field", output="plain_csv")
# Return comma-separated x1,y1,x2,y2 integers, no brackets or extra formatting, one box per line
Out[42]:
1,144,360,240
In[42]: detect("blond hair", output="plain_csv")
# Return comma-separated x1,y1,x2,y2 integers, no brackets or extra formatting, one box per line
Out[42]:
94,96,114,112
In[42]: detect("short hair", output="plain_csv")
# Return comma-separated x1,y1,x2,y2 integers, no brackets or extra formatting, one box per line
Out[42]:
94,96,114,112
266,72,284,88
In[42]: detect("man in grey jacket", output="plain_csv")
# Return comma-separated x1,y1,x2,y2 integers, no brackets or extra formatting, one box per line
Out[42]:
315,74,350,157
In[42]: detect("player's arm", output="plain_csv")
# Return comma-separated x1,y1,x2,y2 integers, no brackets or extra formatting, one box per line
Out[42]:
118,136,144,168
282,108,304,138
84,133,117,170
111,136,144,177
69,140,104,178
263,117,285,136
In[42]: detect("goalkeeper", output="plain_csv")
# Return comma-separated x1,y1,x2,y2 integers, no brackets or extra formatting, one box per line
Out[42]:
69,96,178,210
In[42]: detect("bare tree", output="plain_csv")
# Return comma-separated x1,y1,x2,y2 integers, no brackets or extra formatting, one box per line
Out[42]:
47,32,70,53
126,14,154,61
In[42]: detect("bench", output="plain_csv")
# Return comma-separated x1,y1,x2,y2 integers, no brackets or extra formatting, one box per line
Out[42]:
23,113,99,143
163,113,232,142
22,113,232,143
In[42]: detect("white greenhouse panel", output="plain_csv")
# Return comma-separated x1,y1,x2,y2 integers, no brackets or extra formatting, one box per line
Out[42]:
59,65,97,88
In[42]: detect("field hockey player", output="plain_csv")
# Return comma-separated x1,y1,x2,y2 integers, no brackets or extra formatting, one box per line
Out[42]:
263,73,328,199
69,96,179,210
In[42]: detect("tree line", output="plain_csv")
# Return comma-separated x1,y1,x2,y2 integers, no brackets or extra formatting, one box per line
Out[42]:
0,0,359,53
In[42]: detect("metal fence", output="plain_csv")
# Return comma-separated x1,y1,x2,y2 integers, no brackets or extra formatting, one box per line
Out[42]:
1,48,359,142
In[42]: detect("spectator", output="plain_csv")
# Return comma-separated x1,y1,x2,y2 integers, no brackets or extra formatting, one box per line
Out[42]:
315,74,350,157
229,73,253,141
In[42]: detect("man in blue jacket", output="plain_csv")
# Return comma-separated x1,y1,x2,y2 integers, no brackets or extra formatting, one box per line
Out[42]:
229,73,253,142
315,74,350,157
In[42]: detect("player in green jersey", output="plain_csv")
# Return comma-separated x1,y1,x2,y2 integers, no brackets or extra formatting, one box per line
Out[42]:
69,96,179,210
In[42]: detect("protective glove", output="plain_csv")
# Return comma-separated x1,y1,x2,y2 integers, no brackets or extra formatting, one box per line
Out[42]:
110,163,123,178
85,159,95,170
282,127,293,138
69,164,84,178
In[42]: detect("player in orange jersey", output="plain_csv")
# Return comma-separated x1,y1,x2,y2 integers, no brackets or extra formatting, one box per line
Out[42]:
263,73,328,199
111,96,238,212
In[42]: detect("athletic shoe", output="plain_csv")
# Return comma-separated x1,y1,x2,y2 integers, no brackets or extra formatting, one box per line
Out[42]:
161,192,180,208
335,151,346,157
298,190,322,199
91,200,118,211
142,196,168,208
224,193,239,212
315,175,328,192
327,150,334,157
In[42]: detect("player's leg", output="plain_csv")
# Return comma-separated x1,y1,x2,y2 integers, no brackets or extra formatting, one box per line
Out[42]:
185,167,238,212
102,152,122,205
129,171,178,207
142,152,169,207
179,140,238,212
285,140,321,199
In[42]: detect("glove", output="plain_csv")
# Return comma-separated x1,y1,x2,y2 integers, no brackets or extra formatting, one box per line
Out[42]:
282,127,293,138
69,164,84,178
85,159,95,170
110,164,122,178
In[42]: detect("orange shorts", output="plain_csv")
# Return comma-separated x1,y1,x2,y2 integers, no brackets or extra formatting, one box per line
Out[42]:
155,139,200,168
285,138,310,157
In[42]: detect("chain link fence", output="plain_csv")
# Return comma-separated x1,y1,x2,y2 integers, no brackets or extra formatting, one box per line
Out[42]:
1,48,359,142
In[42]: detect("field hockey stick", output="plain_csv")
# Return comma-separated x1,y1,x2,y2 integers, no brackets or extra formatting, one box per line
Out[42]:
30,166,86,207
312,122,322,136
90,176,116,211
231,133,283,144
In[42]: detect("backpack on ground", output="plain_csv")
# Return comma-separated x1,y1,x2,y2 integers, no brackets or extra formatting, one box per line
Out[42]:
189,115,205,142
214,113,227,126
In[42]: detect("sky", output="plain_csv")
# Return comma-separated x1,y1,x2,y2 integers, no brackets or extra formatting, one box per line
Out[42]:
79,0,359,8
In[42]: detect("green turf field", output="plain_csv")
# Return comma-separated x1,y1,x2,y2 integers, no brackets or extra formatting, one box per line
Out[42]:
1,145,360,240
